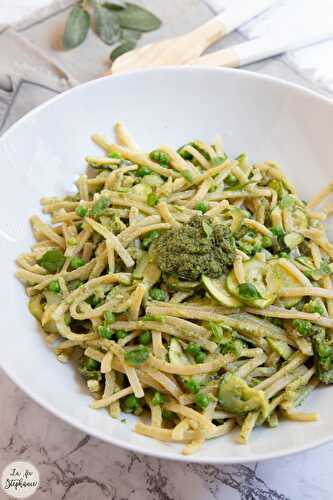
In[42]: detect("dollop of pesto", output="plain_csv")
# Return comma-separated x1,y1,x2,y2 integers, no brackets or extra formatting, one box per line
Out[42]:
153,216,236,281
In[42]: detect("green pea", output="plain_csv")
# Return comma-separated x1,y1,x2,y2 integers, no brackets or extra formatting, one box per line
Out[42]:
85,358,99,370
262,235,273,248
149,150,171,166
318,343,332,358
124,345,149,366
185,342,201,356
149,288,168,301
147,192,159,207
75,205,88,217
238,242,254,256
279,252,289,258
108,151,121,159
152,391,166,406
304,300,326,316
139,330,152,345
224,174,238,186
184,379,200,394
252,243,262,254
115,329,127,340
195,392,209,409
195,351,206,364
210,155,227,166
99,325,113,339
162,409,176,421
123,394,139,411
104,310,116,325
136,166,151,177
68,237,78,246
70,256,85,269
271,225,285,238
142,230,160,249
48,280,60,293
292,319,312,336
208,184,217,193
209,323,223,343
195,201,209,214
312,303,326,316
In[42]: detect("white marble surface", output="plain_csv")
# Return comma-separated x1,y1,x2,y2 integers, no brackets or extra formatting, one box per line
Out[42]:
2,369,333,500
1,2,333,499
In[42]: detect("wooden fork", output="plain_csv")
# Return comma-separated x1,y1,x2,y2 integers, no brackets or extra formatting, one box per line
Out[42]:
107,0,277,75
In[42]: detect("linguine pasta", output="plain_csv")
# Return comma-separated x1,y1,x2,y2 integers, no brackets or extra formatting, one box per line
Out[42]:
16,122,333,455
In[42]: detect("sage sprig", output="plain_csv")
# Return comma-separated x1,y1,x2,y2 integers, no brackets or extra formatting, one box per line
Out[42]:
63,4,90,50
62,0,162,58
110,40,136,61
95,4,121,45
117,3,161,32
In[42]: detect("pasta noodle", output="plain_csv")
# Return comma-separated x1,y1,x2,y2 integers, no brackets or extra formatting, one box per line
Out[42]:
16,123,333,455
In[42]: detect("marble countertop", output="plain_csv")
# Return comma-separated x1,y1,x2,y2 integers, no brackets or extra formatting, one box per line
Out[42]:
2,368,333,500
1,2,333,499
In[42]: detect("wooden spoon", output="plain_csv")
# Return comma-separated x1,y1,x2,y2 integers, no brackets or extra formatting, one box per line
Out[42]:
107,0,277,75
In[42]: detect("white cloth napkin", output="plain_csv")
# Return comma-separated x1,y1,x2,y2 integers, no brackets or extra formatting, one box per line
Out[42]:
0,0,52,25
207,0,333,93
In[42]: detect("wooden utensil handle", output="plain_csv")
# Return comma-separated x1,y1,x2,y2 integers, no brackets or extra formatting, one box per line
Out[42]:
192,47,240,68
191,16,228,49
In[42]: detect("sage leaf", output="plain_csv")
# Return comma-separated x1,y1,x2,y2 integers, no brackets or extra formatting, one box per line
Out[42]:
37,250,66,273
121,28,141,42
95,4,122,45
238,283,263,300
103,0,126,9
110,40,136,61
118,3,161,32
63,4,90,50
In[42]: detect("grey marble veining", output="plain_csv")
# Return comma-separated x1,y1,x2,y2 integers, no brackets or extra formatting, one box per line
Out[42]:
2,368,333,500
0,370,290,500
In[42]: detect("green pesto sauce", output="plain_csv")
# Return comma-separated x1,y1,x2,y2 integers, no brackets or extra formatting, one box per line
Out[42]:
153,216,236,281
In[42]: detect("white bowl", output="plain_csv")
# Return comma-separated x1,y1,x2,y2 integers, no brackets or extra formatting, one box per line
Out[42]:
1,67,333,464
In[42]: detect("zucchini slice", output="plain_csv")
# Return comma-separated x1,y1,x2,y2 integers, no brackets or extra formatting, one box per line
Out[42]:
130,183,152,197
133,251,149,279
202,275,242,308
29,295,43,321
168,338,209,385
289,207,308,232
267,338,293,360
168,338,190,366
284,232,304,250
272,259,304,307
226,257,277,308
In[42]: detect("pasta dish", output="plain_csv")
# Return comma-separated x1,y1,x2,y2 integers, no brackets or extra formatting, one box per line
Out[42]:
16,122,333,455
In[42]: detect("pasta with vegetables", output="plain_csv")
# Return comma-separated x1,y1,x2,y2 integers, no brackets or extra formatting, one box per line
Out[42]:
16,122,333,454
